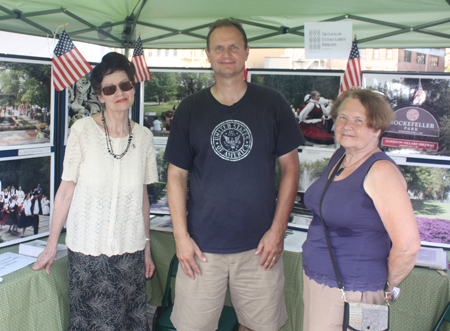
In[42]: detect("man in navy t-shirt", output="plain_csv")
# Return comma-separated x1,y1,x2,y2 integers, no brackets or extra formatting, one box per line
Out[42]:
164,18,305,331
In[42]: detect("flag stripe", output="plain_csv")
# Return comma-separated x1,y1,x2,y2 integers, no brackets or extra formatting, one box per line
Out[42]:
52,30,92,91
132,37,152,83
54,57,77,87
339,39,362,97
52,64,69,92
58,54,80,84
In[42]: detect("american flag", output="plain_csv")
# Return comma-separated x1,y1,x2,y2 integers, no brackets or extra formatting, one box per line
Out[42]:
52,30,92,92
339,38,362,97
413,79,426,105
132,36,152,82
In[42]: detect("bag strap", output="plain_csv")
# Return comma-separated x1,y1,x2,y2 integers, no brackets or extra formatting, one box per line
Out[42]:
319,154,346,295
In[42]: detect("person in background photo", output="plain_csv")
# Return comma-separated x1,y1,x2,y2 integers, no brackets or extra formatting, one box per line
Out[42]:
165,18,304,331
298,90,334,145
1,196,18,234
17,193,33,237
30,190,41,235
152,115,162,132
301,88,421,330
165,110,173,131
16,186,25,205
32,52,158,331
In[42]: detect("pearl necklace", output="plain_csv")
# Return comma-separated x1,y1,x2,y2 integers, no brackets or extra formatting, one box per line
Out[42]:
336,146,379,176
101,110,133,159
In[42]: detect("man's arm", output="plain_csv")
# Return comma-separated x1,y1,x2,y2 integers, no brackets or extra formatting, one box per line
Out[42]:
255,148,299,270
167,163,206,279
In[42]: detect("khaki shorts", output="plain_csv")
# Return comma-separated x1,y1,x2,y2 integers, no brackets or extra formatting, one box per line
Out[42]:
171,249,288,331
303,271,385,331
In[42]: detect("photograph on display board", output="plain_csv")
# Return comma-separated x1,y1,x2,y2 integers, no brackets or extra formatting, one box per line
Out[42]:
0,59,52,150
148,142,169,215
289,148,332,230
0,154,52,248
65,74,102,143
364,73,450,157
249,70,341,148
397,163,450,249
143,70,215,135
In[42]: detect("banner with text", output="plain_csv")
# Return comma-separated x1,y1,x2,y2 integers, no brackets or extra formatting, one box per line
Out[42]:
305,22,353,59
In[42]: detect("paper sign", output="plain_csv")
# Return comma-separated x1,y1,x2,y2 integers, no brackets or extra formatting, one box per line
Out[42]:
305,22,353,59
0,252,36,276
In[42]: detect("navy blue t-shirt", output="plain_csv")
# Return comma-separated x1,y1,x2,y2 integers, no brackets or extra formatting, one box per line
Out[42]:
164,83,305,253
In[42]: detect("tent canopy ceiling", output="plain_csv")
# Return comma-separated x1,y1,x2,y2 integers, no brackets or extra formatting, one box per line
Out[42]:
1,0,450,50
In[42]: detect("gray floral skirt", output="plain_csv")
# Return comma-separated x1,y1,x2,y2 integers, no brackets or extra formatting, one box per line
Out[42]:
68,249,149,331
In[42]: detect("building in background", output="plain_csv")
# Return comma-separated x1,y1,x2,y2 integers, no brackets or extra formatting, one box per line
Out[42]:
142,46,447,73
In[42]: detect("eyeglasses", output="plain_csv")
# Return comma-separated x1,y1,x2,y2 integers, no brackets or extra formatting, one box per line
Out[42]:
101,81,134,96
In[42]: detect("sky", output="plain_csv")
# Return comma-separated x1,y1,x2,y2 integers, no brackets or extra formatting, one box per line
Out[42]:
0,31,113,63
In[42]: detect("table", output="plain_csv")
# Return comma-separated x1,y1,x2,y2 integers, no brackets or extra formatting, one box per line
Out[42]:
147,231,450,331
0,231,449,331
0,235,69,331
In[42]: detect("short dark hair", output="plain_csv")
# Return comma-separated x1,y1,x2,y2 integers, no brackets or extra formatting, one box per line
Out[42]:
310,91,320,98
330,89,395,134
206,18,248,51
90,52,136,94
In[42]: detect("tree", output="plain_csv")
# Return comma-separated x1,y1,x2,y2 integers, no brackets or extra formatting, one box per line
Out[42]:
0,61,51,108
251,74,340,109
143,72,178,104
175,72,215,100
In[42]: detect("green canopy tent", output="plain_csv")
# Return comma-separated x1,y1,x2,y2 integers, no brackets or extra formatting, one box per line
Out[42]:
0,0,449,51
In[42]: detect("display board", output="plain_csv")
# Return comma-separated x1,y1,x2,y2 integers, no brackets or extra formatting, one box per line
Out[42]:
0,57,53,151
365,73,450,157
0,153,53,248
249,69,450,249
142,69,215,214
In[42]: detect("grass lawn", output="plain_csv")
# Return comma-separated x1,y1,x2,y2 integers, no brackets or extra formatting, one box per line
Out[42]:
144,103,179,117
411,199,450,220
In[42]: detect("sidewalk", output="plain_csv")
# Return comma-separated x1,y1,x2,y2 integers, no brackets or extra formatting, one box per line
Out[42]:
0,115,50,146
0,215,50,241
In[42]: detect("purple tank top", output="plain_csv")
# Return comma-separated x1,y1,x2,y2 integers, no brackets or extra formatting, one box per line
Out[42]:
302,147,393,292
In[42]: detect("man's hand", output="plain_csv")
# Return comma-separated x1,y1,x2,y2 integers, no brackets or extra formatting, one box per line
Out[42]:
175,234,206,279
255,227,284,270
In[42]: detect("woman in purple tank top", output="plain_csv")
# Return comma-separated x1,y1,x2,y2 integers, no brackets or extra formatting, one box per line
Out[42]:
302,89,421,331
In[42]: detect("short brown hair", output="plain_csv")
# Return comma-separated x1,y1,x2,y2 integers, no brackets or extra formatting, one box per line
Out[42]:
206,18,248,51
330,89,395,134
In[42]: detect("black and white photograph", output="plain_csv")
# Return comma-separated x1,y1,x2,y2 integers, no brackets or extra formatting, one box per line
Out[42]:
0,58,52,150
0,154,53,247
65,73,102,143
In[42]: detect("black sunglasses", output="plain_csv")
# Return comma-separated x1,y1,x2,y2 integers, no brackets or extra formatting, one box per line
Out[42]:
101,81,134,96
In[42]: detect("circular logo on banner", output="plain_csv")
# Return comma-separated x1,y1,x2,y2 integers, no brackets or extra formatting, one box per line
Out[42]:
406,108,420,121
210,120,253,162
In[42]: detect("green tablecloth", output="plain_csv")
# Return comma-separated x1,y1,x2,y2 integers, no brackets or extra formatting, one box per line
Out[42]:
0,235,69,331
0,230,449,331
147,231,450,331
